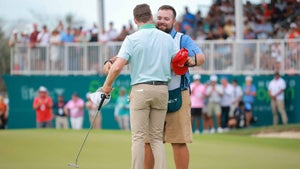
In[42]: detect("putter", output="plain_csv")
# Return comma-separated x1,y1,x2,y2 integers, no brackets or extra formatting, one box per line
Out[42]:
68,94,107,168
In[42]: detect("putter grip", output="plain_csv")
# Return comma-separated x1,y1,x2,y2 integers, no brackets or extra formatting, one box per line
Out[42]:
97,94,106,111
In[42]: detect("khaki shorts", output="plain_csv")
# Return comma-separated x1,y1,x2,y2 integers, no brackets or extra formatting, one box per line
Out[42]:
164,90,192,143
207,102,221,117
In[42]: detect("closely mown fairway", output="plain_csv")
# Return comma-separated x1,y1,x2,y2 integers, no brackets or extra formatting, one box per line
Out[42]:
1,127,300,169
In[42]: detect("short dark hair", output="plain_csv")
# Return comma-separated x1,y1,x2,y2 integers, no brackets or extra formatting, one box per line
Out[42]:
133,4,152,23
158,5,177,19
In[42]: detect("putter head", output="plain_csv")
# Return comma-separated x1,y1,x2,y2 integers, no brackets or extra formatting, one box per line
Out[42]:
68,163,79,168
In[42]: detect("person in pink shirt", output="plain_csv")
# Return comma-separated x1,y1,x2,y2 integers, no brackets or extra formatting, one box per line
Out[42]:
190,74,206,134
64,93,84,130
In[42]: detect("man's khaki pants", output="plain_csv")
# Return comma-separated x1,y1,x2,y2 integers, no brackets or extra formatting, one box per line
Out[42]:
271,99,288,125
130,84,168,169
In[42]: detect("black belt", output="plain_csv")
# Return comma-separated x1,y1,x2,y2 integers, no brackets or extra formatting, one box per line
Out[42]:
138,81,167,85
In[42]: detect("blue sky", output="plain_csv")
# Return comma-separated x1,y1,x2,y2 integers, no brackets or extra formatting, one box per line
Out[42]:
0,0,212,35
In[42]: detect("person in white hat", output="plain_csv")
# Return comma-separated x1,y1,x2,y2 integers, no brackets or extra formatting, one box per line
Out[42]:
190,74,206,134
242,76,256,127
33,86,53,128
205,75,223,133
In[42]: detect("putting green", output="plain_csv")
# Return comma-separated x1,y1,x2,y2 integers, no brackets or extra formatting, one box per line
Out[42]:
0,128,300,169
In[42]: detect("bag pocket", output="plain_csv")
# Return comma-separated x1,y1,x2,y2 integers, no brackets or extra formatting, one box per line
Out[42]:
167,87,182,113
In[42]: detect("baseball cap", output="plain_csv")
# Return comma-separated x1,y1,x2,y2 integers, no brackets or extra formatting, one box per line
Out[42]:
193,74,201,80
171,48,189,75
210,75,218,82
38,86,47,92
245,76,252,81
290,22,297,28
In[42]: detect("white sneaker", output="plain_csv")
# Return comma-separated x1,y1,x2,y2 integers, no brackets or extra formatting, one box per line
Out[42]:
217,127,223,133
194,130,200,134
210,128,216,134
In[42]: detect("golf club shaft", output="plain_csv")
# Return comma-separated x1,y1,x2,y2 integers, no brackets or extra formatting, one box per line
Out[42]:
73,95,107,165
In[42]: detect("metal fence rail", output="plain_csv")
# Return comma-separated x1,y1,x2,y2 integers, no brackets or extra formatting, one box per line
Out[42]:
11,40,300,75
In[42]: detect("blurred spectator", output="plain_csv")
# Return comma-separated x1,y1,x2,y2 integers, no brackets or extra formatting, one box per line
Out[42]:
128,22,136,34
99,29,109,43
60,27,74,43
242,76,256,127
107,21,118,41
115,25,129,41
56,20,64,32
20,31,30,44
53,95,69,129
231,79,243,114
220,76,234,130
64,93,84,130
86,92,101,129
74,27,87,43
8,30,19,47
285,22,300,39
181,6,196,34
0,95,8,129
268,72,288,125
254,18,273,39
190,74,206,134
227,101,247,129
114,88,130,130
223,19,235,38
205,75,223,133
33,86,53,128
29,23,39,48
37,25,50,45
89,23,99,42
49,29,62,70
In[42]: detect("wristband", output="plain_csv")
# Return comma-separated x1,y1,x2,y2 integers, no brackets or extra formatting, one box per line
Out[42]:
104,59,113,65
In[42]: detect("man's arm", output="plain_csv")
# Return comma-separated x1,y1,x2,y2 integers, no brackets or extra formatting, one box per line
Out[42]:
185,53,205,67
102,57,127,95
103,56,118,74
182,35,205,67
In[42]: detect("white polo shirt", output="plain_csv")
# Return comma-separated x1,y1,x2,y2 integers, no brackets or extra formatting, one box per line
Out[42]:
268,77,286,100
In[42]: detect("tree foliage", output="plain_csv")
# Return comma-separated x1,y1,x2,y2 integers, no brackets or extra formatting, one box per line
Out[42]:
0,19,10,92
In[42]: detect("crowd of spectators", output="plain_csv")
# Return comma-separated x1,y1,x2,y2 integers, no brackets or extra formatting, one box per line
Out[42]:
177,0,300,40
7,0,300,74
8,0,300,47
8,20,135,48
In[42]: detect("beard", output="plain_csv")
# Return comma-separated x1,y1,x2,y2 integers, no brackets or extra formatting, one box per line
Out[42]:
156,23,173,33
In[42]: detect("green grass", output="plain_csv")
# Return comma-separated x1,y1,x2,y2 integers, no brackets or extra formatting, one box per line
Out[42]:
0,127,300,169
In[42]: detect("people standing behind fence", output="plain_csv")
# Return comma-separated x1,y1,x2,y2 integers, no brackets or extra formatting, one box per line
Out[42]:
268,72,288,125
107,21,118,41
49,29,62,70
190,74,206,134
33,86,53,128
220,76,234,130
89,23,99,42
60,27,74,43
37,25,50,46
242,76,257,127
228,101,247,129
114,88,130,131
85,92,101,129
8,30,19,47
53,95,69,129
29,23,39,48
0,96,8,129
64,93,84,130
205,75,223,133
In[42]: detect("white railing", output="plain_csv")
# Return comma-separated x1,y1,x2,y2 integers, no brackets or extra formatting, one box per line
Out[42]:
10,39,300,75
